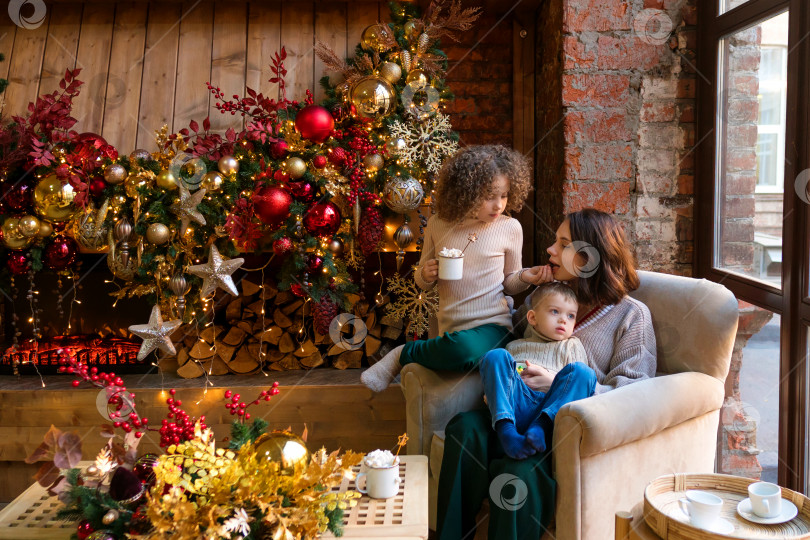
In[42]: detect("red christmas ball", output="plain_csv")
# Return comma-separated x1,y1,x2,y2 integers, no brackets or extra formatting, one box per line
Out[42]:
77,519,95,540
272,237,293,256
89,178,107,198
307,254,324,272
312,155,327,169
7,252,29,275
44,234,78,271
270,141,288,160
303,202,341,237
289,180,318,203
290,283,306,297
254,186,292,229
3,182,32,213
295,105,334,143
328,147,347,166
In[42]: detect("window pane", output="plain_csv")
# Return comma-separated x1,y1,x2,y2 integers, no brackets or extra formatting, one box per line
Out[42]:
719,0,754,15
715,11,788,287
719,306,779,482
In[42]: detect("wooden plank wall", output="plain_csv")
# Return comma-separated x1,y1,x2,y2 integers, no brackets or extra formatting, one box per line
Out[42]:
0,2,384,151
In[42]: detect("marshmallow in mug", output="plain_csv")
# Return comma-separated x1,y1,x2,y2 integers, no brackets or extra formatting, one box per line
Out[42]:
365,449,398,468
438,247,463,258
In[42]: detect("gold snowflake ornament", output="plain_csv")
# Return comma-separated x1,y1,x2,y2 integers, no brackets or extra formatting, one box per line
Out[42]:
389,112,459,173
385,271,439,338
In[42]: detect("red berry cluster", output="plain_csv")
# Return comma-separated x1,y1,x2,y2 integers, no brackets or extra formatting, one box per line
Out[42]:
224,382,280,422
159,389,206,447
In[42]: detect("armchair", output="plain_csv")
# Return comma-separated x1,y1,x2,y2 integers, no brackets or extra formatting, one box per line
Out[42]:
399,271,738,540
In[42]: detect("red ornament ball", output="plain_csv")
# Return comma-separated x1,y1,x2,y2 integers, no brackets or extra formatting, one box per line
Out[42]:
307,254,324,272
44,234,78,271
77,519,95,540
303,202,341,237
89,178,107,198
272,237,293,256
290,283,306,298
3,182,32,213
312,155,327,169
289,180,318,203
7,252,29,275
254,186,292,229
133,453,159,487
295,105,334,143
328,147,347,166
270,140,289,160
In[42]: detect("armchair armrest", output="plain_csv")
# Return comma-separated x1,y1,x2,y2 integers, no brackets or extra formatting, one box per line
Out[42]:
554,372,725,458
400,363,485,456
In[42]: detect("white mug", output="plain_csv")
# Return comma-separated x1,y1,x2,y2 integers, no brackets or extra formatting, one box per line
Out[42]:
748,481,782,518
438,255,463,280
678,490,723,529
356,457,402,499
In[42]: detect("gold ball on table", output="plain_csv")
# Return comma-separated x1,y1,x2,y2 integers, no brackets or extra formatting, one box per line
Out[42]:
363,153,384,173
156,169,178,190
103,163,127,185
378,61,402,84
253,431,310,476
200,171,223,192
284,157,307,180
1,217,32,250
350,77,396,119
218,155,240,176
33,175,77,223
145,223,171,245
18,215,40,238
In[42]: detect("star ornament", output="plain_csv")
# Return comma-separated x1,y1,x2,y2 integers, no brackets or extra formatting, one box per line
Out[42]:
170,184,207,234
128,305,183,361
187,245,245,298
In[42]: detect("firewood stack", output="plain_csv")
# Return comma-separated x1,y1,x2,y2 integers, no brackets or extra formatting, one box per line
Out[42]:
167,276,404,378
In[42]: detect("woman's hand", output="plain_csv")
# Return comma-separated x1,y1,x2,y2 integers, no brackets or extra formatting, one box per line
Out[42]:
520,363,554,392
520,264,554,285
421,259,439,283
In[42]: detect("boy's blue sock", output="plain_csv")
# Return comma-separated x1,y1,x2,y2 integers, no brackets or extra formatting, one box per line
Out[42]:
495,419,537,460
525,414,553,453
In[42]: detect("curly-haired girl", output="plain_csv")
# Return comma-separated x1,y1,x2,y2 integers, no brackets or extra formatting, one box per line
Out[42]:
362,145,551,392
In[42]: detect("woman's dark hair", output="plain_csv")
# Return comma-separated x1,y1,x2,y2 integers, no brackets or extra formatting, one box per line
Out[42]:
567,208,639,306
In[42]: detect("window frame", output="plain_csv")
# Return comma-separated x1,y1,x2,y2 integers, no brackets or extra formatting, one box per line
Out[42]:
696,0,809,491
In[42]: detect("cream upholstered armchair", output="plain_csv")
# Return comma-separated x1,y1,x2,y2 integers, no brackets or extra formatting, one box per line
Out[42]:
399,271,738,540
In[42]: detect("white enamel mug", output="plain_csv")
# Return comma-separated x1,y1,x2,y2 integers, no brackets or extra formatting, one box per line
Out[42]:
356,457,401,499
678,490,723,529
748,481,782,518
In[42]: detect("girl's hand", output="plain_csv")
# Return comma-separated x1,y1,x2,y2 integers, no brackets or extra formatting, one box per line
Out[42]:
520,363,554,392
521,264,554,285
421,259,439,283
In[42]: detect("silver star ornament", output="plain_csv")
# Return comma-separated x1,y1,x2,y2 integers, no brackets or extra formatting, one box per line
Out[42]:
128,305,183,361
170,184,207,234
187,245,245,298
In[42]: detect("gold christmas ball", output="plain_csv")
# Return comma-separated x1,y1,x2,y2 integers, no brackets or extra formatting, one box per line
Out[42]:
34,176,77,223
218,155,240,176
200,171,224,192
403,20,422,42
254,431,310,476
129,148,151,162
361,24,393,52
405,69,429,87
156,169,178,190
110,193,128,214
285,157,307,180
124,173,153,198
378,61,402,84
385,137,407,156
103,164,127,185
363,153,384,173
394,222,415,250
18,215,40,238
37,220,53,238
350,76,396,119
145,223,170,245
328,238,344,256
383,176,424,213
1,217,32,250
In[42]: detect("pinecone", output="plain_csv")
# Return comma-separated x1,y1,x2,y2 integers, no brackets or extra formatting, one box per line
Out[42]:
358,207,384,256
312,296,338,336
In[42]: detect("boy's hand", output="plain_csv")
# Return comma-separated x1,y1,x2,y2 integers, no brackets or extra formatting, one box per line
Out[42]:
521,264,554,285
421,259,439,283
520,363,554,392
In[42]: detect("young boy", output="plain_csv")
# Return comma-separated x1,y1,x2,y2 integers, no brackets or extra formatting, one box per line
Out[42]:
481,281,588,459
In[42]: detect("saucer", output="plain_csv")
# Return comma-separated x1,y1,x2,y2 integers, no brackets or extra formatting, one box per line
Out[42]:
673,508,735,534
737,498,799,524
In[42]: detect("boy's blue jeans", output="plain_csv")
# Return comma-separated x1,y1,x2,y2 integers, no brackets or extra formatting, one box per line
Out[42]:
480,348,597,432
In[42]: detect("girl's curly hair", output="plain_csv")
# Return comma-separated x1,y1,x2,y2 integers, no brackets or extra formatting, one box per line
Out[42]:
433,145,532,222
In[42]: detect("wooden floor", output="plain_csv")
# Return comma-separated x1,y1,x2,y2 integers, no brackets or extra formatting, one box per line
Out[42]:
0,368,406,503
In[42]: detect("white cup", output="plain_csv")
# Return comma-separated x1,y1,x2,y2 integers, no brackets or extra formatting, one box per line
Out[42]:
356,456,402,499
438,255,463,280
678,490,723,529
748,481,782,518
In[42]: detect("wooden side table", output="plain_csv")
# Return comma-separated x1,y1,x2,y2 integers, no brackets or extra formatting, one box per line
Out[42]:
323,454,429,540
615,503,662,540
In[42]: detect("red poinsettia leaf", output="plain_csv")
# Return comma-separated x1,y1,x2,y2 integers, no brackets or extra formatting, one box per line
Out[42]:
225,127,236,142
179,128,189,137
64,68,72,83
280,46,287,60
269,77,280,84
203,117,211,131
189,119,199,133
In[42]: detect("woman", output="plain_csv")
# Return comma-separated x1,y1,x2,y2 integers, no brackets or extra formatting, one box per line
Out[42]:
435,208,657,540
